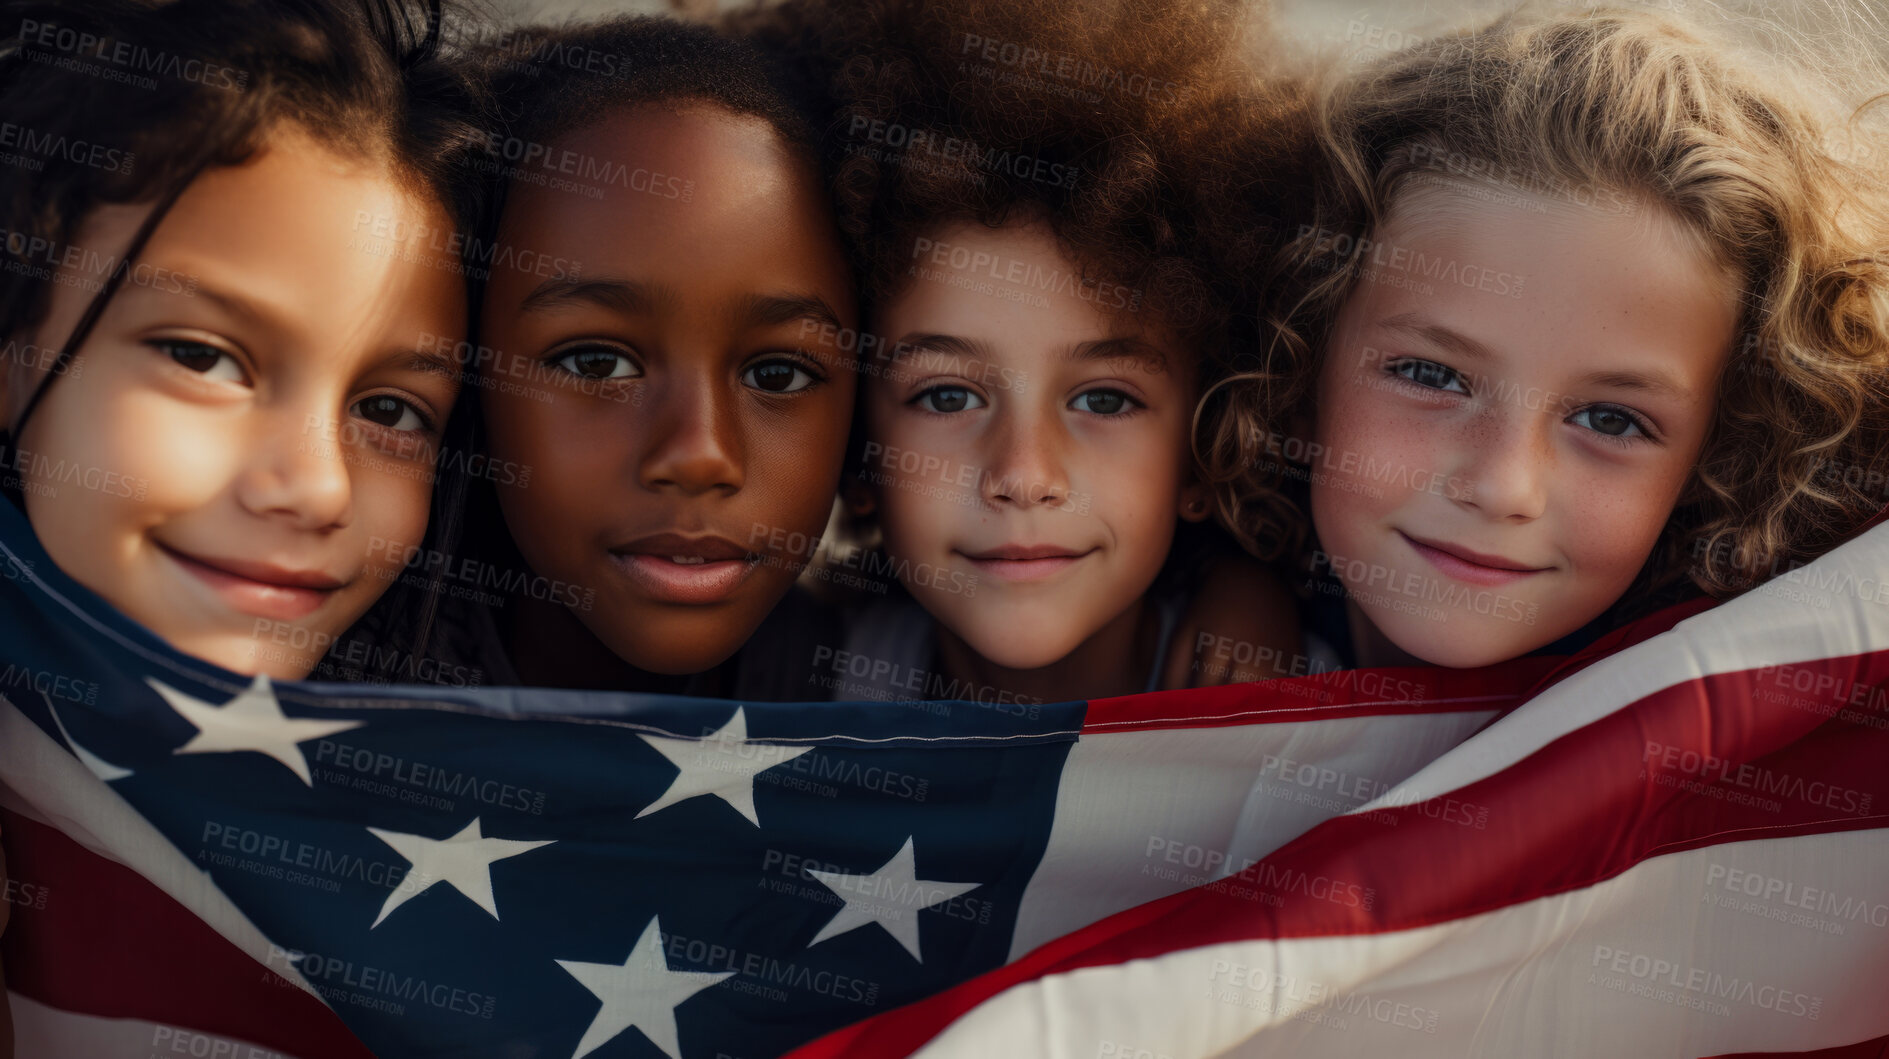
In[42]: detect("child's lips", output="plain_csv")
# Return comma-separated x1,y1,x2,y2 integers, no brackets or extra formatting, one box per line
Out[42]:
1397,531,1550,588
608,532,762,605
956,545,1096,583
156,542,346,621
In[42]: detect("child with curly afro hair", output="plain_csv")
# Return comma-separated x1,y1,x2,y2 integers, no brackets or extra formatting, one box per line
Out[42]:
737,0,1320,701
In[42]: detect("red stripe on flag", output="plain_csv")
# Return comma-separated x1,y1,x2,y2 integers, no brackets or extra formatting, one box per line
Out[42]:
1082,593,1715,734
1082,656,1558,733
0,808,373,1059
792,645,1889,1058
1707,1036,1889,1058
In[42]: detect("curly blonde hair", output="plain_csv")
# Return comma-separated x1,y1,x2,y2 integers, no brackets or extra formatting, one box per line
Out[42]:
1202,5,1889,604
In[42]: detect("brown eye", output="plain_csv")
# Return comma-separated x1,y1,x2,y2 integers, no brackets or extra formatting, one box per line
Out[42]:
743,358,816,393
151,339,246,384
1573,405,1645,439
551,346,639,380
350,394,428,432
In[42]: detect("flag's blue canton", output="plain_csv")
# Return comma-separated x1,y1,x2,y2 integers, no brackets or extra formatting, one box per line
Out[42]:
0,500,1085,1059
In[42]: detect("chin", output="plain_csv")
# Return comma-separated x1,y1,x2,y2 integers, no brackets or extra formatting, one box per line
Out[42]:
609,637,736,676
955,625,1080,673
1379,617,1538,670
181,633,316,681
595,613,752,676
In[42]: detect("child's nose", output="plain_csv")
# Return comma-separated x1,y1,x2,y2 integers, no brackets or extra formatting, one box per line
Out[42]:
980,413,1071,509
1449,412,1551,522
637,372,745,496
235,412,354,530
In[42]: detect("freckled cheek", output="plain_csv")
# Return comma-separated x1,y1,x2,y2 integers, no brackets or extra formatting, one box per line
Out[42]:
864,399,955,496
867,422,954,562
866,392,935,452
879,477,952,564
1558,465,1684,585
1312,379,1428,540
1082,433,1183,550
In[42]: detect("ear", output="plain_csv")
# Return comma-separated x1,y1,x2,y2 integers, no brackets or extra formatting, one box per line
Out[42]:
1178,481,1212,523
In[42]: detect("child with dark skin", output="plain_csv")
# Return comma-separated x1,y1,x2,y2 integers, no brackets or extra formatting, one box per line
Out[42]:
451,19,859,692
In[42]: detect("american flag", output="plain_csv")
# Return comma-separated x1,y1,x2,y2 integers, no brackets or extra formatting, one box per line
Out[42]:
1,488,1885,1058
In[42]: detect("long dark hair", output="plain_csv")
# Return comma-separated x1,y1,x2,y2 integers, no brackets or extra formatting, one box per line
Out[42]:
0,0,493,677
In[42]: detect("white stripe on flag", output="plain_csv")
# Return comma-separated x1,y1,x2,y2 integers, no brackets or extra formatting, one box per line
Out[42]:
0,696,320,1002
1367,521,1889,816
922,829,1889,1058
1011,710,1497,960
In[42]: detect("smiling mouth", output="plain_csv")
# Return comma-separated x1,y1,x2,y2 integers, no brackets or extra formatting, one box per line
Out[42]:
156,542,346,622
609,532,763,605
956,545,1096,583
1397,531,1550,587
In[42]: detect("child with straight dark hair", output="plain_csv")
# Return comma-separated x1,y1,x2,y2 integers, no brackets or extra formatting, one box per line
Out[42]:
0,0,490,680
0,0,489,1050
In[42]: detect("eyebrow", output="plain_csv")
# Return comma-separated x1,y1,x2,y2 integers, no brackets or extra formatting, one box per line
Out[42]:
116,274,288,338
887,333,996,364
1068,336,1168,370
1379,311,1688,399
517,279,845,339
885,333,1168,370
518,277,668,315
195,285,464,385
1379,312,1496,363
390,347,462,384
1572,368,1687,398
734,292,846,334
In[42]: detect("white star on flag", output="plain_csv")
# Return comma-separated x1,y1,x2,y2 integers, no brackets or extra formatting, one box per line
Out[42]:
806,836,981,962
635,706,811,826
556,916,733,1059
365,817,553,928
149,674,362,785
